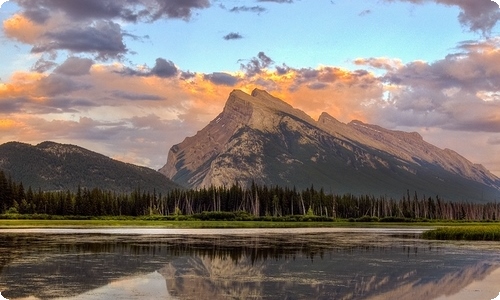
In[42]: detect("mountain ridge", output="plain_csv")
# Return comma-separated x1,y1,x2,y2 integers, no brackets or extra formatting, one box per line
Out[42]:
161,88,500,202
0,141,180,193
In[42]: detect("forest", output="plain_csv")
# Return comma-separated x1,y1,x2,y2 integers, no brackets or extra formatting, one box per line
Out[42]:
1,170,499,221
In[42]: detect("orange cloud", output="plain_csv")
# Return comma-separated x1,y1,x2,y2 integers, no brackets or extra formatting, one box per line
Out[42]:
0,118,18,131
354,57,404,71
232,66,383,123
3,14,44,43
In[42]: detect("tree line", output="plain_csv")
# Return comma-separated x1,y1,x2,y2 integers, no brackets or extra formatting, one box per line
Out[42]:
1,170,499,221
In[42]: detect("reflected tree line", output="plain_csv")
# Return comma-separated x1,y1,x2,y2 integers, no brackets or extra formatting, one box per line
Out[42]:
1,170,499,221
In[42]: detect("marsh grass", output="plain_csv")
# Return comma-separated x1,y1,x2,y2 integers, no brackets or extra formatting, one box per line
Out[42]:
0,219,348,228
0,218,497,229
422,225,500,241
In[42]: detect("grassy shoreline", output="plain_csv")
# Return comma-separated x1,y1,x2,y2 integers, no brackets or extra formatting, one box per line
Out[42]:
422,225,500,241
0,218,498,229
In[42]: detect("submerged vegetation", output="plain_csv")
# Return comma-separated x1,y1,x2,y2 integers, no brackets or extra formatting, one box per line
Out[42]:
1,170,500,222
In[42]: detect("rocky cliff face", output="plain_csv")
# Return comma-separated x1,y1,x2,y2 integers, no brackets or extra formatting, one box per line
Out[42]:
160,89,500,202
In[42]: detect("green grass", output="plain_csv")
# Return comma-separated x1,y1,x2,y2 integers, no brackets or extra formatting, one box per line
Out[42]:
0,218,497,229
0,219,354,228
422,225,500,241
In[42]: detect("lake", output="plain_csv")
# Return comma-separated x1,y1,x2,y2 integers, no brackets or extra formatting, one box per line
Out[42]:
0,228,499,300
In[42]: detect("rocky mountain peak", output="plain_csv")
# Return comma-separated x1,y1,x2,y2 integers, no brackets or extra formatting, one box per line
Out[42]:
161,89,500,201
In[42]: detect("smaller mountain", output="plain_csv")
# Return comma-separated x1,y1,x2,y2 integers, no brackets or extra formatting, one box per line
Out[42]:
0,141,180,193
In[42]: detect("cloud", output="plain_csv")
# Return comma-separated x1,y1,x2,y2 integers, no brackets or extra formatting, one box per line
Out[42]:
383,0,500,35
203,72,240,86
147,0,211,21
3,13,47,44
54,57,94,76
377,39,500,132
13,0,211,23
240,52,274,76
308,82,329,90
354,57,404,71
223,32,243,40
118,58,178,78
257,0,294,3
359,9,371,16
37,74,90,97
1,42,499,173
150,58,178,78
111,91,164,101
5,0,211,61
31,21,127,60
229,6,266,14
32,58,58,73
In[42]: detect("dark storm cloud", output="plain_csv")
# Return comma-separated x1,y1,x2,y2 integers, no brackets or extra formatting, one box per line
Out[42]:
54,57,94,76
203,72,240,86
31,21,127,60
383,0,500,35
240,52,274,76
223,32,243,40
117,58,178,78
229,6,266,14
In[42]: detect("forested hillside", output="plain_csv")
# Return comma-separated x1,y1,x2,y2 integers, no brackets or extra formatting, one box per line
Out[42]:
0,141,180,194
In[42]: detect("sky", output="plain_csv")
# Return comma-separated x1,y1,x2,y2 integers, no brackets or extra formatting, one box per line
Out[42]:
0,0,500,177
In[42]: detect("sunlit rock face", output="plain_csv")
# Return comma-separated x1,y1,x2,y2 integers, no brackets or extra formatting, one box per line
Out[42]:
161,89,500,201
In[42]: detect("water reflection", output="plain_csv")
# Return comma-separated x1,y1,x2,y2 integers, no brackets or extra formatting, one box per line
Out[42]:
0,230,498,300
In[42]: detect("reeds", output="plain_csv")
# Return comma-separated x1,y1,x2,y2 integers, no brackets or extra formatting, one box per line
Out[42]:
422,225,500,241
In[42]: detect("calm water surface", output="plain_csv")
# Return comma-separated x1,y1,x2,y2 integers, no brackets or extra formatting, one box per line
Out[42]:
0,228,499,300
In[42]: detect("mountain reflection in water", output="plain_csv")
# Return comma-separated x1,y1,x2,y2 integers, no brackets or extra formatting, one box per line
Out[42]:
0,230,499,300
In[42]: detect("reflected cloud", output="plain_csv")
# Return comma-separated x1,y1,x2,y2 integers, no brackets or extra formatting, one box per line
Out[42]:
54,272,173,300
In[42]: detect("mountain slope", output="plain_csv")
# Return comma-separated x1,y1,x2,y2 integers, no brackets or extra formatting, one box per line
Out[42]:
160,89,500,202
0,141,180,193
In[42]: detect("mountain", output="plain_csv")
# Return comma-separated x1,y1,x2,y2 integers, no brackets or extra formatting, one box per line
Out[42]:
0,141,180,193
160,89,500,202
